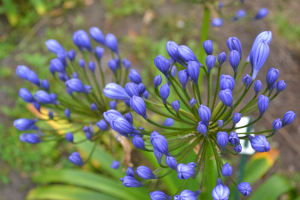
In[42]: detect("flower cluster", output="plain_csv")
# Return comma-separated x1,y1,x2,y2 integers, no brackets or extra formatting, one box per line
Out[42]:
103,31,296,199
14,27,145,167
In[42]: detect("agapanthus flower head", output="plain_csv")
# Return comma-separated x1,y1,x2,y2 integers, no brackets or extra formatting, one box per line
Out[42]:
150,191,172,200
177,162,196,179
217,132,228,151
69,152,84,166
237,182,252,196
222,162,233,177
136,166,157,179
120,176,144,187
229,50,240,73
242,74,252,88
227,37,242,57
212,18,223,27
106,33,119,54
282,111,296,127
89,27,105,45
217,52,227,67
111,160,120,169
203,40,213,55
153,75,162,89
178,69,188,89
129,69,142,84
206,55,216,73
276,80,286,94
249,135,270,152
220,75,235,91
154,55,170,77
174,189,201,200
219,89,233,107
212,178,230,200
187,61,200,85
254,8,269,20
257,95,269,117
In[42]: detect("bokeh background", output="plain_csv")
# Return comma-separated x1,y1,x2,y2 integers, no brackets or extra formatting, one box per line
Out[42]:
0,0,300,199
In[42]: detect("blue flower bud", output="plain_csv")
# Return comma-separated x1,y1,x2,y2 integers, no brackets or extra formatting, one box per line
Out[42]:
229,132,240,146
73,30,92,51
269,82,277,94
23,133,41,144
66,78,91,94
206,55,216,73
124,113,133,125
126,167,135,177
69,152,84,166
35,90,58,104
78,59,85,68
187,61,200,85
217,120,223,128
27,71,40,86
96,119,108,131
153,75,162,89
172,100,180,113
64,108,71,120
85,131,92,141
217,52,227,67
95,46,104,60
234,144,242,153
130,96,147,119
177,162,196,179
276,80,286,94
57,52,67,67
45,39,65,54
236,9,246,19
203,40,213,55
254,80,262,96
19,88,35,103
109,100,117,109
120,176,144,187
248,135,270,152
212,18,223,27
254,8,268,20
111,160,120,169
16,65,30,79
198,105,211,126
67,49,76,61
137,83,146,96
160,83,170,104
220,75,235,91
237,182,252,196
242,74,252,89
108,59,118,74
247,31,272,62
143,90,149,99
178,69,189,89
178,45,198,63
171,66,177,78
129,69,142,84
150,191,172,200
110,115,138,137
266,68,279,89
19,134,27,142
229,50,240,73
41,79,50,91
58,72,69,82
212,179,230,200
106,33,119,54
189,98,197,107
32,102,40,112
163,118,174,127
258,95,269,117
90,103,97,111
217,132,228,151
82,126,90,133
151,131,169,155
197,121,207,137
232,113,242,126
103,83,130,100
88,61,96,73
227,37,242,57
65,132,74,143
174,189,201,200
219,89,233,107
272,118,282,134
222,162,233,177
166,156,177,170
154,55,170,77
166,41,183,65
89,27,105,45
103,109,122,123
48,111,53,119
250,40,270,80
282,111,296,127
132,135,145,150
122,58,131,69
137,166,156,179
152,147,163,165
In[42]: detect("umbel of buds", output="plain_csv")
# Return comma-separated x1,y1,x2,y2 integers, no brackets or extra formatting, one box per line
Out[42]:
103,31,295,199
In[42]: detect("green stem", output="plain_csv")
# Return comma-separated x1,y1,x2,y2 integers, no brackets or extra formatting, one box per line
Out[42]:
211,67,221,113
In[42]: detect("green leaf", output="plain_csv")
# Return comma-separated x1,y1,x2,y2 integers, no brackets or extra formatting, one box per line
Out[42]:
26,185,119,200
248,175,295,200
32,169,148,200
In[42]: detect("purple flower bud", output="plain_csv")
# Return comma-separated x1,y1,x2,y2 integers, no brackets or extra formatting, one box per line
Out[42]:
88,61,96,72
41,79,49,91
69,152,84,166
171,66,177,78
132,135,145,150
129,69,142,84
220,75,235,91
247,31,272,62
163,118,174,127
153,75,162,89
48,111,53,119
222,162,233,177
178,45,198,63
120,176,144,187
45,39,65,54
153,147,163,164
82,126,90,133
229,50,240,73
150,191,172,200
236,9,246,18
258,95,269,117
111,160,120,169
154,55,170,77
272,118,282,134
103,83,131,100
250,40,270,80
177,162,196,179
254,80,262,96
66,78,91,94
109,100,117,109
248,135,270,152
65,132,74,143
78,59,85,68
187,61,200,85
254,8,268,20
110,115,138,137
212,18,223,27
85,131,92,141
124,113,133,125
89,27,105,45
227,37,242,57
58,72,69,82
233,113,242,126
242,74,252,89
238,182,252,196
27,71,40,86
166,156,177,170
126,167,135,177
219,89,233,107
160,83,170,104
266,68,279,89
24,133,41,144
172,100,180,113
19,134,27,142
198,105,211,126
95,46,104,60
282,111,296,127
137,83,146,96
234,144,242,153
106,33,119,54
35,90,58,104
103,109,122,123
130,96,147,119
217,52,227,67
90,103,97,111
19,88,35,103
174,189,201,200
203,40,213,55
16,65,30,79
143,90,149,99
206,55,216,73
269,82,277,94
217,132,228,151
73,30,92,51
108,59,118,74
57,52,67,67
151,131,169,155
217,120,223,128
123,58,131,69
229,132,240,146
189,98,197,107
197,121,207,137
96,119,108,131
32,101,40,112
64,108,71,120
212,178,230,200
166,41,183,66
137,166,156,179
276,80,286,94
67,49,76,61
178,69,189,89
